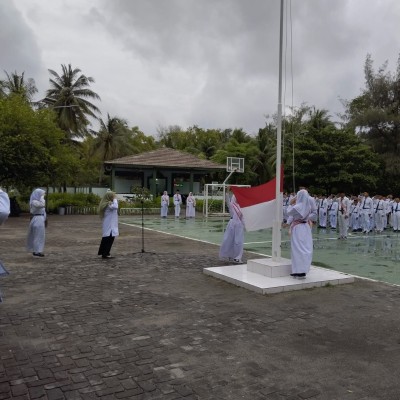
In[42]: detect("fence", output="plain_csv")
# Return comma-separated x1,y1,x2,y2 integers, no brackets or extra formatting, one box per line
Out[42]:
119,208,160,216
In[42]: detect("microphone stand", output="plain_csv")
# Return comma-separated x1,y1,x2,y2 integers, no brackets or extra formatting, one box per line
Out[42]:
133,189,156,255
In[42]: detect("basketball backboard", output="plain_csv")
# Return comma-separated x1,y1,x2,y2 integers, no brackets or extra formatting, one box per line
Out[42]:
226,157,244,173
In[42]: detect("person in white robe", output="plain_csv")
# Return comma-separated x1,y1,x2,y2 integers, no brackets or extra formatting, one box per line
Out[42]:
26,188,46,257
160,191,169,218
219,194,244,263
185,192,196,218
173,190,182,218
97,191,119,259
0,188,10,225
287,189,317,278
337,192,351,239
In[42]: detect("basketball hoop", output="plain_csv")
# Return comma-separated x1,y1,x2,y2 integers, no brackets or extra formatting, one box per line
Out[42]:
226,157,244,173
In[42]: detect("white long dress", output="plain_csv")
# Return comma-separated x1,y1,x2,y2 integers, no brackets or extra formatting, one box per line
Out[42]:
160,194,169,217
219,197,244,262
27,196,46,253
287,195,316,275
186,195,196,218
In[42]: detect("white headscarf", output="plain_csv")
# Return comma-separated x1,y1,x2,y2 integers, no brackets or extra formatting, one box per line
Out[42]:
293,189,311,219
29,188,46,206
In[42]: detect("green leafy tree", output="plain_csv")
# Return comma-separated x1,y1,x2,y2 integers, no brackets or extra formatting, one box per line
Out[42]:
0,95,78,189
42,64,101,139
344,54,400,192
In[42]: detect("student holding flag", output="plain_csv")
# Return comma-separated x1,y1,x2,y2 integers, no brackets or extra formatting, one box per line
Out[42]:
219,190,245,264
286,189,317,278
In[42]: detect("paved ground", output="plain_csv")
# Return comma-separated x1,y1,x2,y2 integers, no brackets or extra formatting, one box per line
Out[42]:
1,215,400,400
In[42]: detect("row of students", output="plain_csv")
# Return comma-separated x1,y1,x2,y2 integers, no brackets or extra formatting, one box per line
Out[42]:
160,190,196,219
284,191,400,236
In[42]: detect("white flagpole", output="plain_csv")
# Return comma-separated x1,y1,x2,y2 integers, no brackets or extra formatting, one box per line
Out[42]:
272,0,284,262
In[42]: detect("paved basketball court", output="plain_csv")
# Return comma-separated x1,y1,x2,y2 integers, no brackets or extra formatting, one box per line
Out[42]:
1,214,400,399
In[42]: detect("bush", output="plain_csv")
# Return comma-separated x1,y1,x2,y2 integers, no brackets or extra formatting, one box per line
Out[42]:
46,193,101,213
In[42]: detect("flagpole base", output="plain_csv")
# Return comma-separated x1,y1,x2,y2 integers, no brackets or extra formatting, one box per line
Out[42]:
247,257,291,278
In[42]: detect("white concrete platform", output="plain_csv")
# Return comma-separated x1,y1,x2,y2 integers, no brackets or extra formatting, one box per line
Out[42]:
204,257,355,294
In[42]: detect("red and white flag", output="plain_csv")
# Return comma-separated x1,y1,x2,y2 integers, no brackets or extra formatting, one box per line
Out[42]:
231,176,283,232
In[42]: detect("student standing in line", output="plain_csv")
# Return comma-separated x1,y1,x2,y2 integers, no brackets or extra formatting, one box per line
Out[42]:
160,191,169,218
185,192,196,218
98,191,119,259
27,188,47,257
173,189,182,218
360,192,373,233
286,189,317,278
337,192,351,239
392,198,400,232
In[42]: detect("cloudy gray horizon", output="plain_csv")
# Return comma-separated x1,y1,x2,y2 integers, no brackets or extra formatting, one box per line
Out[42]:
2,0,399,136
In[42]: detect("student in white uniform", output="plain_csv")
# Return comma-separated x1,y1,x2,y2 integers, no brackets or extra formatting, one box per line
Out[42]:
173,190,182,218
328,196,338,230
392,198,400,232
374,195,386,233
27,188,47,257
219,195,244,264
318,195,328,228
286,189,317,278
350,198,361,232
160,191,169,218
360,192,373,233
0,188,10,225
282,193,290,223
337,192,351,239
98,191,119,259
185,192,196,218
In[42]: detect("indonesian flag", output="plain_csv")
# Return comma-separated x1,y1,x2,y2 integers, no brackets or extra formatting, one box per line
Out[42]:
230,176,283,232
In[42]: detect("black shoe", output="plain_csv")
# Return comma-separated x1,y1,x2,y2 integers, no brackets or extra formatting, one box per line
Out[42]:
297,273,306,277
33,252,45,257
290,273,299,277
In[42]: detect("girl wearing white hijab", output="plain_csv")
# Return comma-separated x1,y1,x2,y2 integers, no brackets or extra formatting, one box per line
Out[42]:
219,194,245,263
98,191,119,259
286,189,317,278
27,188,46,257
160,191,169,218
185,192,196,218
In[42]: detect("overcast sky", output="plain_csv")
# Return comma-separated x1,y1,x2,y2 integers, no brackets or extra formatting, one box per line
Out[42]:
2,0,399,136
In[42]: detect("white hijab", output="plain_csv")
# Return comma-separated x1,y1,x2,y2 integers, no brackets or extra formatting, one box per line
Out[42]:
293,189,311,219
30,188,45,206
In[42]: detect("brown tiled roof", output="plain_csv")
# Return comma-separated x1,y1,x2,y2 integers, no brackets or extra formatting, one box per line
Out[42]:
105,147,226,170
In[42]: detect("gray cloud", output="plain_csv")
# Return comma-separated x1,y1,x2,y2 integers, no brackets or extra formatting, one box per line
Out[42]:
3,0,400,135
0,1,46,90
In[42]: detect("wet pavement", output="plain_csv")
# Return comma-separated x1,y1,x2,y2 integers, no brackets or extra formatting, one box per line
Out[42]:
1,215,400,399
121,216,400,285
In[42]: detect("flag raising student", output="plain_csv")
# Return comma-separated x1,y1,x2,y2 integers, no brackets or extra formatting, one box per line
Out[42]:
286,189,317,278
219,190,245,264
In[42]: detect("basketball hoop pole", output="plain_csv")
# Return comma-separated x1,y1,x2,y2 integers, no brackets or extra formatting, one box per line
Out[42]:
272,0,284,262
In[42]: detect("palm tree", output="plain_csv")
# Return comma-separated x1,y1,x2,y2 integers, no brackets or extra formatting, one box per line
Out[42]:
42,64,101,139
0,71,38,102
91,114,133,183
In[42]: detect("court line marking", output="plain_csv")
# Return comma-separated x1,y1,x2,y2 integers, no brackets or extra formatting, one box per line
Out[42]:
120,221,268,257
